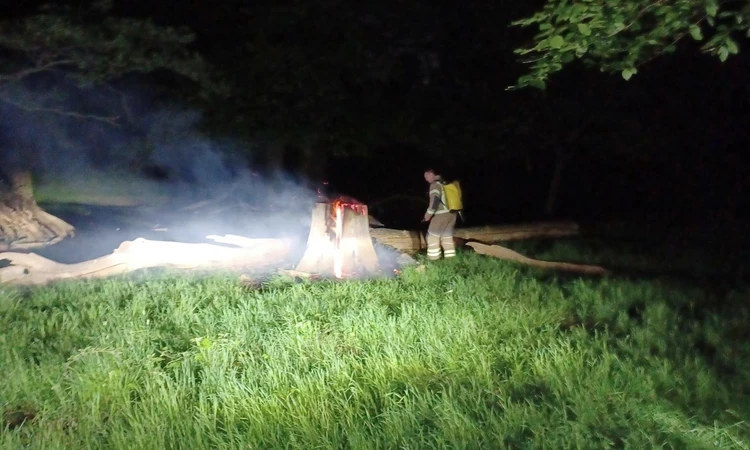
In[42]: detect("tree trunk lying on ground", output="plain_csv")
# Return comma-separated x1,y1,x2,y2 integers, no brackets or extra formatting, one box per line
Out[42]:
0,236,291,286
465,242,610,276
454,221,579,242
371,221,608,276
0,221,596,285
370,221,579,255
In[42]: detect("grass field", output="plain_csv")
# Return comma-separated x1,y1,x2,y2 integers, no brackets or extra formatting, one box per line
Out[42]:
34,171,173,207
1,243,748,449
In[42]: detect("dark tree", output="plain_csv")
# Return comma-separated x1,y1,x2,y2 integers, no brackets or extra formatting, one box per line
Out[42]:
0,1,214,249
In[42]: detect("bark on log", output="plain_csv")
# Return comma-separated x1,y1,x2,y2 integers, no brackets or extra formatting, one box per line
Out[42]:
466,242,610,276
11,171,34,199
1,171,75,250
370,222,579,255
453,222,579,242
0,194,76,249
0,237,291,286
369,228,427,255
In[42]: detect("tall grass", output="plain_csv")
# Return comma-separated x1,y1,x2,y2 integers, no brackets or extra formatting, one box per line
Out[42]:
1,252,748,449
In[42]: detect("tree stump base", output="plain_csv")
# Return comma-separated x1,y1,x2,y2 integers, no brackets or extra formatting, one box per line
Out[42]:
1,171,75,250
295,200,380,278
0,193,75,250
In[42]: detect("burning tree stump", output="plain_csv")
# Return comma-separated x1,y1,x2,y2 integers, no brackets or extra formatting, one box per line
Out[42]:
295,200,380,278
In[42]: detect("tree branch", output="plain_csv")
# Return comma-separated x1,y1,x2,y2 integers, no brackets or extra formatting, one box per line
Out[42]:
0,93,121,125
637,17,706,69
608,0,668,37
0,60,75,85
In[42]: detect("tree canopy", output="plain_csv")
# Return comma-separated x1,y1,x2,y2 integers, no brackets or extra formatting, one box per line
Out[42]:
511,0,750,89
0,1,215,125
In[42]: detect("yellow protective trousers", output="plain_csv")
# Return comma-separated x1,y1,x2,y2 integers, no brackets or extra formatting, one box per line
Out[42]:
426,212,457,260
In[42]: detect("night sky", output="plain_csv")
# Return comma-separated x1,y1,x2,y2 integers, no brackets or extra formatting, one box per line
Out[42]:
3,0,749,227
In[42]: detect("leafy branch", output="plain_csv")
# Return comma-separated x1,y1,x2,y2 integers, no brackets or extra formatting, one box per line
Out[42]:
509,0,750,89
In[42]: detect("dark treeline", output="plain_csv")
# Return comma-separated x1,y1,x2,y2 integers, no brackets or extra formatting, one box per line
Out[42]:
3,0,748,227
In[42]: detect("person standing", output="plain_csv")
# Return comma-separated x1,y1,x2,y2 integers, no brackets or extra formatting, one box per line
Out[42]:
422,169,457,260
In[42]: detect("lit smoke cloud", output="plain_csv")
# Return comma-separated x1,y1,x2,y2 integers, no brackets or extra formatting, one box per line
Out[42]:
0,80,319,258
0,76,406,276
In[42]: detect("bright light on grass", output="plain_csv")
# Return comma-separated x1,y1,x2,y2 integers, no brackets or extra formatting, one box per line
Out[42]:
0,252,748,449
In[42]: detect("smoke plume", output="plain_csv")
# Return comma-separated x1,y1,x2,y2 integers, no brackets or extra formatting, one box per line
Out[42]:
0,75,408,277
0,79,323,262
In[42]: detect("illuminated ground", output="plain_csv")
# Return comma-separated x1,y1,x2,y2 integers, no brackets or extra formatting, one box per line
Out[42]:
1,246,748,449
30,203,314,264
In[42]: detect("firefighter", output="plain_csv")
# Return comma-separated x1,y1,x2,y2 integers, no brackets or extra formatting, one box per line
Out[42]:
422,168,457,260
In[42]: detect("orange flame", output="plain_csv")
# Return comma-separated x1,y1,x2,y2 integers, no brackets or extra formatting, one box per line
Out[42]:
333,201,344,278
328,198,366,279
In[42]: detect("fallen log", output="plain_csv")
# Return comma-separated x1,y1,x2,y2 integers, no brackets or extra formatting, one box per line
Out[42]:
370,221,580,255
0,236,291,286
205,234,283,248
466,242,610,276
369,228,427,255
278,269,320,279
453,221,579,242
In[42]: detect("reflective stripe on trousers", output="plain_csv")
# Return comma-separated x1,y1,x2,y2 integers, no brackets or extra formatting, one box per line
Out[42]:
441,236,456,258
426,212,457,260
427,231,442,260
